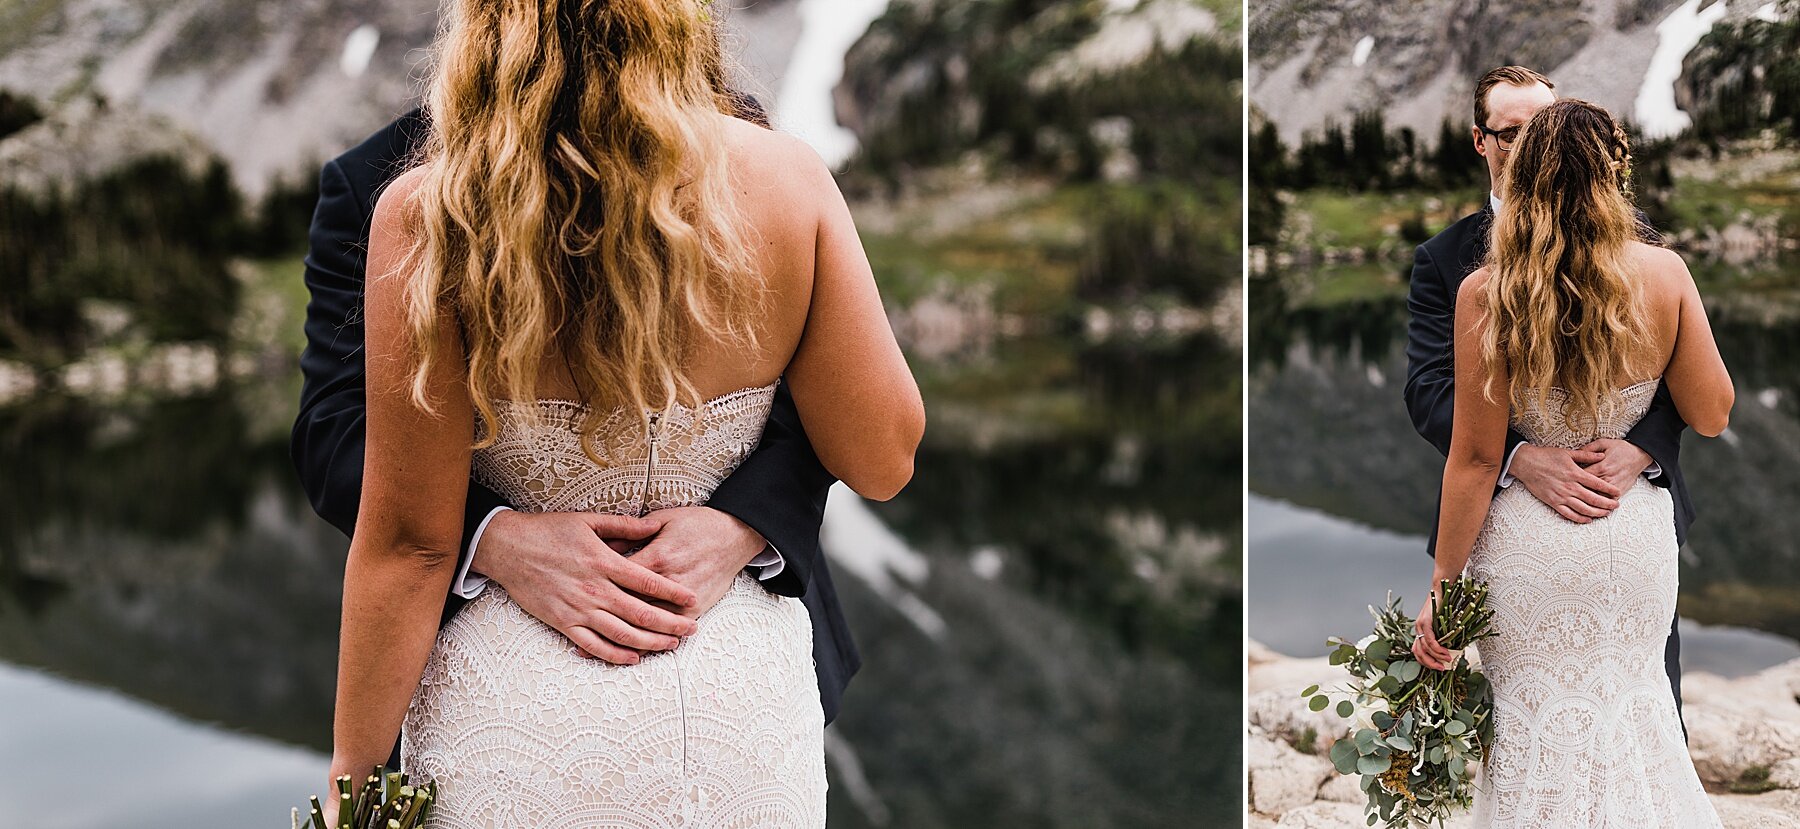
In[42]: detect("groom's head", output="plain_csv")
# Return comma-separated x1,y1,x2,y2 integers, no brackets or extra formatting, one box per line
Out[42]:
1472,66,1558,192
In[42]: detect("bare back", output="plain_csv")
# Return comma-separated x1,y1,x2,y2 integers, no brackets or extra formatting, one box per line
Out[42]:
388,113,924,502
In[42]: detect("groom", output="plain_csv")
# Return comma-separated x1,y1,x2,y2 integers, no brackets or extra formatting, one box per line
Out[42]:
291,99,859,761
1403,66,1694,715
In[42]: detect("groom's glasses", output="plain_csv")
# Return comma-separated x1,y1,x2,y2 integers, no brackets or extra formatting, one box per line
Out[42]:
1478,123,1522,152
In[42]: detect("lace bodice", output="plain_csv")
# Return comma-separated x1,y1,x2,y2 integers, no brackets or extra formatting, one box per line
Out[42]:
470,383,777,516
1509,378,1658,450
403,380,827,828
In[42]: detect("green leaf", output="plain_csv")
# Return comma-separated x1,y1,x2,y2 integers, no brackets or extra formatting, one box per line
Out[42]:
1388,733,1415,752
1302,684,1320,698
1310,695,1329,712
1446,719,1467,736
1337,700,1355,718
1331,740,1360,774
1391,660,1422,682
1372,711,1394,730
1357,754,1389,775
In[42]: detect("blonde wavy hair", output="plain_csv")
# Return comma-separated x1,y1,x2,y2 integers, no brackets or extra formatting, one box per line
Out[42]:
401,0,764,455
1482,98,1654,433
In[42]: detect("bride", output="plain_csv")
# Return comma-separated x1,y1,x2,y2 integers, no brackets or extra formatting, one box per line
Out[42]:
324,0,925,825
1412,99,1731,828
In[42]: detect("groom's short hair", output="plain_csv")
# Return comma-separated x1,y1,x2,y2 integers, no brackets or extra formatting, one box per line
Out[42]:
1474,66,1556,128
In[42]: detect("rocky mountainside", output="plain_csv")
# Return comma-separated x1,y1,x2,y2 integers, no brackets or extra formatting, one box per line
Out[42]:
838,0,1235,184
1249,0,1777,143
0,0,801,197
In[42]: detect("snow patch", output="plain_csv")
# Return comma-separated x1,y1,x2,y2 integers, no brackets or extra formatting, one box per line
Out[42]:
1634,0,1730,139
776,0,891,168
339,25,380,80
970,547,1005,580
820,483,947,640
1029,0,1216,92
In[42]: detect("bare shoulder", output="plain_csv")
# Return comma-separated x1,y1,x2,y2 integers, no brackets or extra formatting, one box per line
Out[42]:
1628,240,1694,302
1630,240,1688,272
713,113,835,219
1457,267,1492,311
366,164,432,304
372,164,431,237
715,114,827,174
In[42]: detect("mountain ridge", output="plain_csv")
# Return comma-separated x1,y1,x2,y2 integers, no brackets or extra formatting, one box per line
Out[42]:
1249,0,1774,144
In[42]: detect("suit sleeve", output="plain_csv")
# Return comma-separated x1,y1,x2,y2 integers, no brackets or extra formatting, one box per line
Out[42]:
705,382,836,599
1623,382,1685,491
1403,243,1525,460
289,159,509,555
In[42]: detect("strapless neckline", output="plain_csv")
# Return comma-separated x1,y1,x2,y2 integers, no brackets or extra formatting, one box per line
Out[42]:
495,381,779,414
471,381,778,516
1512,377,1661,450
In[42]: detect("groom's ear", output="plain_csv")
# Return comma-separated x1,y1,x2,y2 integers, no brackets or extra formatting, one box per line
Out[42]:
1470,126,1487,159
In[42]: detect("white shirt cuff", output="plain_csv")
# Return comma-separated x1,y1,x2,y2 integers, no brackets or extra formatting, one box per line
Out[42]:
1645,462,1663,481
748,544,785,581
1496,443,1526,488
453,506,511,599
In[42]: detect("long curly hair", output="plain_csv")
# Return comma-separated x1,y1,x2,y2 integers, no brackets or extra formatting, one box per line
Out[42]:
400,0,764,455
1482,99,1654,432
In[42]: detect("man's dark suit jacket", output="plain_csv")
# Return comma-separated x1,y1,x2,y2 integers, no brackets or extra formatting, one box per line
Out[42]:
1402,203,1692,712
289,110,860,740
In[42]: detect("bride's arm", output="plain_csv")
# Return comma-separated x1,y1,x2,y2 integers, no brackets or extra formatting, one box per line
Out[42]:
782,146,925,502
329,170,472,780
1415,272,1509,668
1657,250,1733,437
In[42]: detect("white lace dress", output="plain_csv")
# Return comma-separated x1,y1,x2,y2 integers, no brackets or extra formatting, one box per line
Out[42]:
399,384,827,828
1466,379,1719,829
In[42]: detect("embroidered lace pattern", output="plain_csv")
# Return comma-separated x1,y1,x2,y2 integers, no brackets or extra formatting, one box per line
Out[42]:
400,383,827,828
1467,379,1720,828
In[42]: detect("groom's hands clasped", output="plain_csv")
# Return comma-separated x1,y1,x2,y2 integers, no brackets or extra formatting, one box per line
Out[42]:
471,507,770,666
1578,438,1655,497
1508,443,1623,523
471,511,701,665
629,506,771,623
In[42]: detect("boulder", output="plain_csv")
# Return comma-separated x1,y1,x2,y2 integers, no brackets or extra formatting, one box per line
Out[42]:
1248,731,1334,815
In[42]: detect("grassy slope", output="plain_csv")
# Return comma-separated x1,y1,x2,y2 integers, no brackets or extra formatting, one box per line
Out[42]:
1272,145,1800,309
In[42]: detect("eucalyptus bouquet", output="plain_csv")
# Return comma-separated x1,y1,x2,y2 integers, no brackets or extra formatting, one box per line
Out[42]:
292,767,437,829
1300,577,1497,827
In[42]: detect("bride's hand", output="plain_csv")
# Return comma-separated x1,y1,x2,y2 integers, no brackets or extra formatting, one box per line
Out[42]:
1412,591,1458,671
319,776,342,827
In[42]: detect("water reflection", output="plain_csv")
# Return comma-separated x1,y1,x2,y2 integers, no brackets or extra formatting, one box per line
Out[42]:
1246,495,1800,677
1249,269,1800,655
0,332,1240,828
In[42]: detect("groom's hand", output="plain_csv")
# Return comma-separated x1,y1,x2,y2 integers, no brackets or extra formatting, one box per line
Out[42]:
630,507,769,621
1510,443,1623,524
1578,438,1654,496
472,511,700,665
